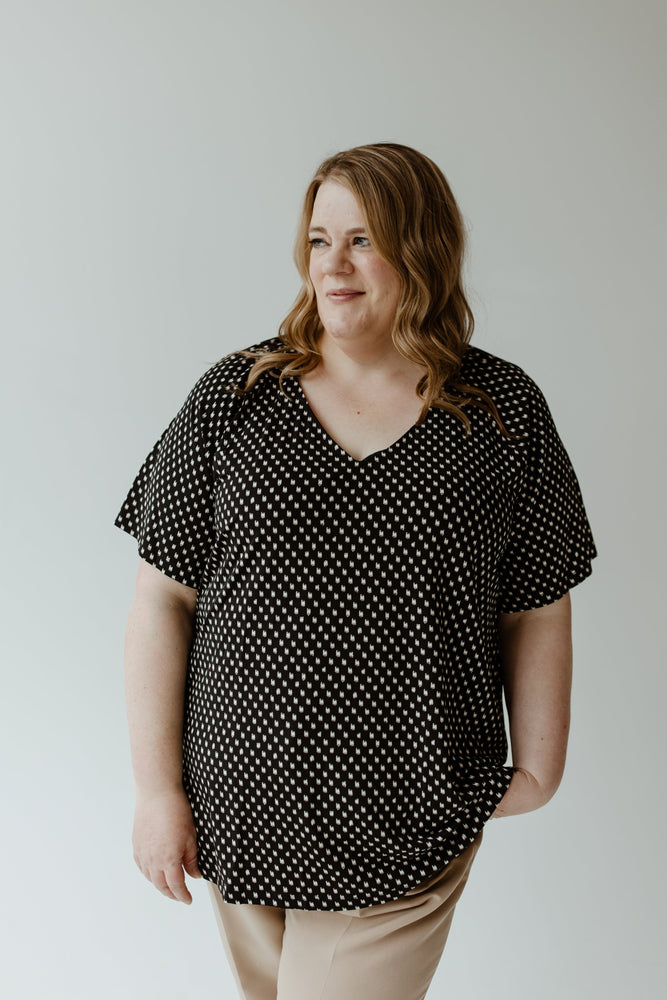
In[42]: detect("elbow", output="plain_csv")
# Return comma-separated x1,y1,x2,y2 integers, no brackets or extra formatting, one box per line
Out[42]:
541,747,568,804
540,774,564,807
515,764,565,809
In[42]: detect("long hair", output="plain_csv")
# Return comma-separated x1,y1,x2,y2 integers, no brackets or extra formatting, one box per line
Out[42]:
218,141,519,438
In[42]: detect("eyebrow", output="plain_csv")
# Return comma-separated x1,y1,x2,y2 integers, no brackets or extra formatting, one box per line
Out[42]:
307,226,367,235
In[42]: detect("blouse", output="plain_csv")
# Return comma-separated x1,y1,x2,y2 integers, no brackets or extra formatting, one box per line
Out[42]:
113,335,598,909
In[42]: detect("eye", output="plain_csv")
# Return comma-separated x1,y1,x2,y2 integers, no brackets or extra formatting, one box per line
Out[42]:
307,236,371,248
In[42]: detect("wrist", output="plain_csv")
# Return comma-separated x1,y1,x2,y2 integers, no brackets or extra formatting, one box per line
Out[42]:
134,781,186,803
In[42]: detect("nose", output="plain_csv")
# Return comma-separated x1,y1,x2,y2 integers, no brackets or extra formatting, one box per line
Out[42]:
321,243,353,275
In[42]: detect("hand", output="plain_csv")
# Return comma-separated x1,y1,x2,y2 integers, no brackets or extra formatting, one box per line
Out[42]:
490,766,549,819
132,787,203,903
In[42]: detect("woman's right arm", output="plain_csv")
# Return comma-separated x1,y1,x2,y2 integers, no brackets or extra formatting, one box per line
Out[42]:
123,558,202,904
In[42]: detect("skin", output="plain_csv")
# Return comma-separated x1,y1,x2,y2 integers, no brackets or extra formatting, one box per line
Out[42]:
492,593,572,817
308,179,403,359
300,179,431,460
124,180,574,901
124,560,200,903
306,179,429,387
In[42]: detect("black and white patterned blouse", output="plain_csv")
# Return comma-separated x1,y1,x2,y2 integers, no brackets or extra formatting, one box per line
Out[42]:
114,335,597,910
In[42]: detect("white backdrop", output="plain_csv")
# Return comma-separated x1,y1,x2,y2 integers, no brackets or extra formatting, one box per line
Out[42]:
2,1,665,997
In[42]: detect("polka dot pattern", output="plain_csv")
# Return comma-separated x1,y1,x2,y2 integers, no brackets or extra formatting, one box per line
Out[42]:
114,336,597,910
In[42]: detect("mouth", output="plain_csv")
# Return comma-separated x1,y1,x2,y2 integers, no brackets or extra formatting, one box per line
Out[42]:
326,290,364,301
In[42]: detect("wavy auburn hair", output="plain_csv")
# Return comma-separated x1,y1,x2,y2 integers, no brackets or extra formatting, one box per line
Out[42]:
218,141,519,438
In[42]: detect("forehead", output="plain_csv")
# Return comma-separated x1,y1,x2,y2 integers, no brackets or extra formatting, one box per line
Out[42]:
309,180,365,226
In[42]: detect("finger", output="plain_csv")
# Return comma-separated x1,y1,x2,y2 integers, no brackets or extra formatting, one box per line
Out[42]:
148,868,179,901
154,878,179,901
138,861,154,883
164,863,193,904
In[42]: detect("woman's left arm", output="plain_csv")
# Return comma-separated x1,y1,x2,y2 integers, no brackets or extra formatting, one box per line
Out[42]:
491,591,573,818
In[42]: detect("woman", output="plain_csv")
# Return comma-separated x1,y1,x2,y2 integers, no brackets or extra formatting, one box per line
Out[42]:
114,142,597,1000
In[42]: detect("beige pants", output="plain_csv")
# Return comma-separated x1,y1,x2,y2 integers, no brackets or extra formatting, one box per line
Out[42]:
207,829,483,1000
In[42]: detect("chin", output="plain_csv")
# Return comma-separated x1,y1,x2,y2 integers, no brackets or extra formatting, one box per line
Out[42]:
325,325,363,341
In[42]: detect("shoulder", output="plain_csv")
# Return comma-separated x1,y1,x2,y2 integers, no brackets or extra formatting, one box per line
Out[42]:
460,344,542,400
459,345,552,434
187,335,286,408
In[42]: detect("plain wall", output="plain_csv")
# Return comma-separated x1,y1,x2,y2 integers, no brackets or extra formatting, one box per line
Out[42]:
2,1,665,997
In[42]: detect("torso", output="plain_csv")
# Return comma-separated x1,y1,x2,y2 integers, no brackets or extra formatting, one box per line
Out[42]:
298,365,429,462
115,333,597,909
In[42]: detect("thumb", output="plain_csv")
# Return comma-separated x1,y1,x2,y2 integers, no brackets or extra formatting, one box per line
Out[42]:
183,843,203,879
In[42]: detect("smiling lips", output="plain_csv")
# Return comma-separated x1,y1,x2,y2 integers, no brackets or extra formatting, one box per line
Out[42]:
327,288,364,301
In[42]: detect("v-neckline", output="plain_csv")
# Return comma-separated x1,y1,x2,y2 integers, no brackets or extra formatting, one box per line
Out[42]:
293,377,427,466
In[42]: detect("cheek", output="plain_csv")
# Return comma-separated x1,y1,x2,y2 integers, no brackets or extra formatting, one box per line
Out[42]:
309,259,326,294
385,274,401,301
373,266,401,306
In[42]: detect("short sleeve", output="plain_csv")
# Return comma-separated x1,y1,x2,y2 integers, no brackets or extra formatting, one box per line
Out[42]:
496,380,598,613
113,367,234,590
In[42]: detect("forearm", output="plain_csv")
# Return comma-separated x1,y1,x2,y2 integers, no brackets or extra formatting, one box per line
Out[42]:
492,595,573,818
123,594,195,797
